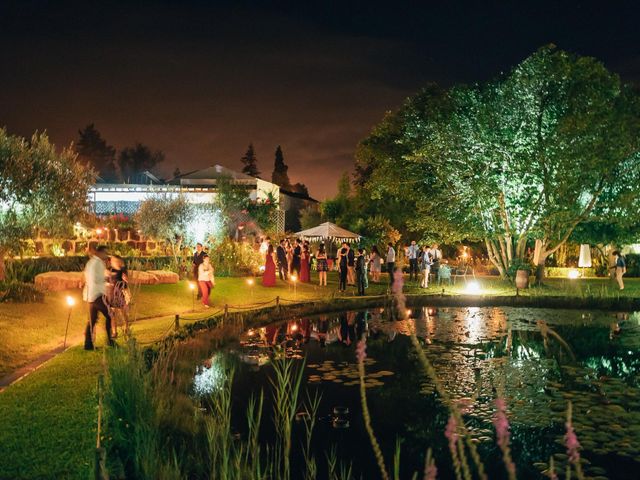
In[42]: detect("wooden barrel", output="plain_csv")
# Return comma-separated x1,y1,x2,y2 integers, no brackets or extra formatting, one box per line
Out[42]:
515,269,529,289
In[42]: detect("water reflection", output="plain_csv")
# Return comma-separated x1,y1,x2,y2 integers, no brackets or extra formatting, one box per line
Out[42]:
197,306,640,479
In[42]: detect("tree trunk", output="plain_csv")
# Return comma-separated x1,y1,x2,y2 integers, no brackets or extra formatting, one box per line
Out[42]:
534,250,550,285
0,254,6,282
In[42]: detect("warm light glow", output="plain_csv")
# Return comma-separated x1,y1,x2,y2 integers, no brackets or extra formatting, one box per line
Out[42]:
290,323,298,332
189,282,196,290
291,275,297,282
247,328,255,336
246,278,255,286
427,307,438,316
96,228,103,235
465,281,481,295
568,269,580,279
259,265,266,273
66,296,75,307
406,309,412,317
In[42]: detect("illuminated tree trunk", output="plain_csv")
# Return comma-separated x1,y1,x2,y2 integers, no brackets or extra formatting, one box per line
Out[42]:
0,253,5,282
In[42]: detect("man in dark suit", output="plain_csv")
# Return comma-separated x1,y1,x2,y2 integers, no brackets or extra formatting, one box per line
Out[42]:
192,243,206,298
276,240,288,280
292,239,302,276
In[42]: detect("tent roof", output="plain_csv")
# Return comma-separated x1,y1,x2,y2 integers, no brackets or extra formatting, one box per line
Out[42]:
295,222,361,243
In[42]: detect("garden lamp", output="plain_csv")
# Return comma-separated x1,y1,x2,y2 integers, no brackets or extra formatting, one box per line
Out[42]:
189,282,196,312
63,295,75,348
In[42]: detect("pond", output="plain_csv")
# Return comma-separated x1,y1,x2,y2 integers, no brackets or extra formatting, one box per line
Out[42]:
192,306,640,479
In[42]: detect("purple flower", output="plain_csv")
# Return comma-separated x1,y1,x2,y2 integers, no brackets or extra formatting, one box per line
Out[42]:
444,415,458,450
424,463,437,480
565,420,581,464
493,398,510,449
493,397,516,477
356,339,367,363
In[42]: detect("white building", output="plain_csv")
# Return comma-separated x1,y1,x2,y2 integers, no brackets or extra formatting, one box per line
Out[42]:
89,165,284,231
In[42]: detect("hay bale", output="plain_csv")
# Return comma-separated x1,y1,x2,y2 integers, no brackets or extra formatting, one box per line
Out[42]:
128,270,159,285
34,271,85,292
147,270,179,284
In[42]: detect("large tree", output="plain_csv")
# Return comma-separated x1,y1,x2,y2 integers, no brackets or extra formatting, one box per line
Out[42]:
0,129,95,279
76,124,118,182
358,46,640,280
118,143,164,182
135,196,192,265
241,143,260,177
271,145,292,190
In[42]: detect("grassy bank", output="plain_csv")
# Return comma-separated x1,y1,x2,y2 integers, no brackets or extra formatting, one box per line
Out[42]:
0,272,639,479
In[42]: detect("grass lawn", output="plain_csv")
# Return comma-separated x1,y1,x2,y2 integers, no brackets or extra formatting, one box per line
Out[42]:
0,271,638,479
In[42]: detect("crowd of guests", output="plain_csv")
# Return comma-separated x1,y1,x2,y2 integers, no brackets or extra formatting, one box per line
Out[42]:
254,236,446,295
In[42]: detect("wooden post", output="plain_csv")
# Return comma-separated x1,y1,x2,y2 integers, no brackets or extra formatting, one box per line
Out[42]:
95,375,108,479
223,304,229,325
174,314,180,331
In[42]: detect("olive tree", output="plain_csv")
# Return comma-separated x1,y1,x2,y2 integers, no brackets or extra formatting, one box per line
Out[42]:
0,128,95,280
357,46,640,281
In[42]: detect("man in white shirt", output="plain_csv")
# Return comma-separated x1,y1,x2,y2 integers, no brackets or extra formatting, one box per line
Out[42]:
84,246,114,350
386,242,396,286
407,240,419,282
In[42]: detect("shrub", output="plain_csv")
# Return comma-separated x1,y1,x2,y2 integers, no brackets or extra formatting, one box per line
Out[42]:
4,255,176,283
0,281,45,303
507,258,533,279
208,239,263,276
624,253,640,277
545,266,597,278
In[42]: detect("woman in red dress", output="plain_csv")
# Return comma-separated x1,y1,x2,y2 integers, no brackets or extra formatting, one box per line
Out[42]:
300,245,311,283
262,244,277,287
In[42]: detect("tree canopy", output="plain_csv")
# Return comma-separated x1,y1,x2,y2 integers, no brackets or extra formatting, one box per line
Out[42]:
355,46,640,278
75,124,118,182
241,143,260,178
271,145,292,190
118,143,164,182
0,128,95,278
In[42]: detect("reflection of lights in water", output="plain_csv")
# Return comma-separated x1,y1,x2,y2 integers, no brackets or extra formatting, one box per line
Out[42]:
465,307,482,343
568,269,580,279
193,355,226,396
465,281,481,295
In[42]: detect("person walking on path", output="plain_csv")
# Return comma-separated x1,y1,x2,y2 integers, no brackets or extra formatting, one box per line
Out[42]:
262,244,277,287
407,240,419,282
369,245,382,283
84,246,114,350
316,243,328,286
192,243,206,299
277,240,289,280
356,248,366,296
338,242,349,292
198,254,215,307
612,250,627,290
386,242,396,286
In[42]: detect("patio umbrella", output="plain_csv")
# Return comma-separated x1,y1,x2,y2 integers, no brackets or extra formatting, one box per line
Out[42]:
295,222,361,244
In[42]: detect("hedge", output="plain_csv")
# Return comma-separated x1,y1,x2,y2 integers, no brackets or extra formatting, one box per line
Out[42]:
4,256,176,283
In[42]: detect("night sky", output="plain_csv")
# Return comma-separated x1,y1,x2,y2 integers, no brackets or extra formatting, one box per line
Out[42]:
1,1,639,198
